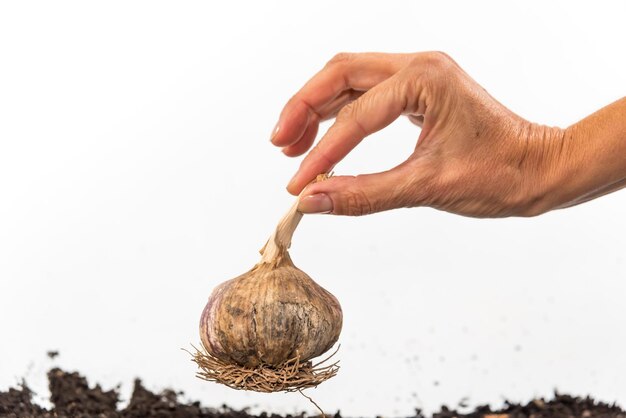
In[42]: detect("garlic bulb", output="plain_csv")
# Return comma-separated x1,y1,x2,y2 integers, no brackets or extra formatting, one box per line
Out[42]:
193,194,342,392
200,258,342,367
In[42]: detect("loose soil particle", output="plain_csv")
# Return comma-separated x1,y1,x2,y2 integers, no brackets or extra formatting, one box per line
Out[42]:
1,367,624,418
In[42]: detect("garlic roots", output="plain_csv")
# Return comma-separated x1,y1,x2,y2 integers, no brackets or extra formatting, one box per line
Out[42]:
192,188,343,392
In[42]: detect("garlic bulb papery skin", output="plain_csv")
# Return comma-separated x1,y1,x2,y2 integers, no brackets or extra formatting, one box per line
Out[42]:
199,200,342,368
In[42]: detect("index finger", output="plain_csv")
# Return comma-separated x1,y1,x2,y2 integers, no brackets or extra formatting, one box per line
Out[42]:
271,53,412,149
287,74,410,194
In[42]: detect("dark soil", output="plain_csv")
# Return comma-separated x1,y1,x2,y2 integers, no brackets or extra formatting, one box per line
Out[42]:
429,395,626,418
1,367,624,418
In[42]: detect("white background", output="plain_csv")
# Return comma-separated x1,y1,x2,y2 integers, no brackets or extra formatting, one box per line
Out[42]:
1,1,626,416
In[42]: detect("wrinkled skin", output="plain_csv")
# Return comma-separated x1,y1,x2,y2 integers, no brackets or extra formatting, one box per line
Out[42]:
271,52,626,217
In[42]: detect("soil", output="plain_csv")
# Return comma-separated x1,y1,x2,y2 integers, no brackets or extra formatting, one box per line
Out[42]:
1,366,624,418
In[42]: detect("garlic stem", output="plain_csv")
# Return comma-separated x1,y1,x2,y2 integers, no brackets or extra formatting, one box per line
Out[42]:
259,198,303,265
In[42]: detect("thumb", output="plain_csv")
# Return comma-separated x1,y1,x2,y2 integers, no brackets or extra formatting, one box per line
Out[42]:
297,163,419,216
287,73,410,195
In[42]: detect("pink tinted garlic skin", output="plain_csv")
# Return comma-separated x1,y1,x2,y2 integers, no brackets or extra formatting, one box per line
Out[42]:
200,258,342,368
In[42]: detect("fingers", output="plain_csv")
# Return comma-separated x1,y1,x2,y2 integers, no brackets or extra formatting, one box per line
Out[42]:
316,89,364,121
282,119,318,157
287,74,411,194
297,162,421,216
281,90,365,157
271,53,412,152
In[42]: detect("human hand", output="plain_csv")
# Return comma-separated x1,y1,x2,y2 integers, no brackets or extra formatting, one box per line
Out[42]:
270,52,570,217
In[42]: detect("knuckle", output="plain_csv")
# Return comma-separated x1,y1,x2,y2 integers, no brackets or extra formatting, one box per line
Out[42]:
404,51,457,109
430,50,454,62
411,50,455,72
425,51,454,67
344,190,373,216
335,181,374,216
336,100,357,122
336,100,368,137
310,145,334,168
326,52,354,67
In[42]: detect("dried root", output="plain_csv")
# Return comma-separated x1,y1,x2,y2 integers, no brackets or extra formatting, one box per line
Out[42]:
188,343,340,393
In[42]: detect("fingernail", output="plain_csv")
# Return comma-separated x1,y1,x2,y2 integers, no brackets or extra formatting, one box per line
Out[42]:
287,173,298,192
299,193,333,214
270,123,280,143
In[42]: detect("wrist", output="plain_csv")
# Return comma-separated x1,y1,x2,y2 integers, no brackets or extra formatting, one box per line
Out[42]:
513,123,572,216
514,99,626,216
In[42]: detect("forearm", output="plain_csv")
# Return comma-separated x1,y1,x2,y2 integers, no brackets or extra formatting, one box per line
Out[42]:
544,97,626,211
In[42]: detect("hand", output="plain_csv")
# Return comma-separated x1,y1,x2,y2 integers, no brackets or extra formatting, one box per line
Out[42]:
270,51,570,217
